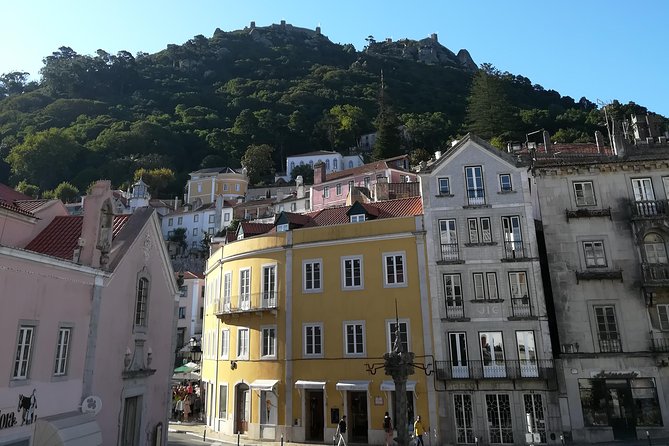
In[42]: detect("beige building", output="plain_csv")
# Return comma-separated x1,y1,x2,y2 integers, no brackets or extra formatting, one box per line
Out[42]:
186,167,249,205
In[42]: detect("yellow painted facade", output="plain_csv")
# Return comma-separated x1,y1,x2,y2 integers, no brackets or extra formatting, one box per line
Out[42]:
187,171,249,204
201,215,436,444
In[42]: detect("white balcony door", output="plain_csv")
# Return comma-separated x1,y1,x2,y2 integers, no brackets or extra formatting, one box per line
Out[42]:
449,332,469,378
262,265,276,308
480,332,506,378
516,331,538,377
240,269,250,310
632,178,655,201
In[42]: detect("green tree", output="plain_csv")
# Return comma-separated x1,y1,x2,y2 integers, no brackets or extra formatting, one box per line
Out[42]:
5,128,83,190
291,164,314,184
15,180,39,197
51,181,80,203
409,148,432,167
133,167,175,198
241,144,275,186
402,112,453,150
321,104,366,150
465,64,517,141
372,108,403,160
0,72,33,96
169,227,188,255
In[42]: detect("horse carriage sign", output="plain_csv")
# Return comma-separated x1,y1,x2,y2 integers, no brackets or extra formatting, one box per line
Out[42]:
0,389,37,430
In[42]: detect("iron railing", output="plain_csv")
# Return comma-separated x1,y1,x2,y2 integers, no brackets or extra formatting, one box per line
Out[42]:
440,243,460,262
598,335,622,353
445,300,465,319
631,199,669,218
511,296,532,317
435,359,555,380
503,240,526,260
642,263,669,285
215,292,278,315
466,188,486,206
650,335,669,352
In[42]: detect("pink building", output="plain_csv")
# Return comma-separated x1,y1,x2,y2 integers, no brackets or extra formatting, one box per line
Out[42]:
309,155,419,211
0,181,178,446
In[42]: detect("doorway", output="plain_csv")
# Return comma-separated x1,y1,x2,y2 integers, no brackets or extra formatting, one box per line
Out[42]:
306,390,324,441
235,383,250,434
608,381,636,440
348,391,368,443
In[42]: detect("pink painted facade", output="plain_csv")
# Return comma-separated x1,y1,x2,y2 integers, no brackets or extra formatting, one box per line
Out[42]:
0,181,178,446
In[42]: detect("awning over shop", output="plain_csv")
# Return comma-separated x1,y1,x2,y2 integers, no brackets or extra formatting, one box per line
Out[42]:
294,380,327,389
249,379,280,391
33,411,102,446
335,380,370,391
380,380,417,392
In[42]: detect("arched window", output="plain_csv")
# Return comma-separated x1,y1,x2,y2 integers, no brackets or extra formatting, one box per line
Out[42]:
644,233,668,263
135,277,149,327
326,159,330,170
290,162,295,171
309,161,314,168
349,161,353,168
333,159,338,170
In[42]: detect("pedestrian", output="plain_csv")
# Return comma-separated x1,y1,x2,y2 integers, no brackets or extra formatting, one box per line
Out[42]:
413,415,425,446
336,415,347,446
383,411,394,446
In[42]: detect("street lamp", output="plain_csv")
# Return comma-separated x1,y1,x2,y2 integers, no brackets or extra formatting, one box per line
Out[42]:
189,337,202,363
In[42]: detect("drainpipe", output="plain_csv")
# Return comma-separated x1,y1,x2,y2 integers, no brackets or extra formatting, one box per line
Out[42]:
82,274,105,398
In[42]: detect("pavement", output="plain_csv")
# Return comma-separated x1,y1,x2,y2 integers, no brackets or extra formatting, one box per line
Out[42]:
168,422,669,446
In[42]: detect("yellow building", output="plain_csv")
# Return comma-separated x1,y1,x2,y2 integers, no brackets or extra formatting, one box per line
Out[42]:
186,167,249,205
200,197,437,444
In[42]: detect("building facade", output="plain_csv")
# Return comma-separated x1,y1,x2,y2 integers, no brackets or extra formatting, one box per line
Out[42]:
533,140,669,442
186,167,249,205
418,135,561,445
175,271,206,366
284,151,364,181
200,197,437,444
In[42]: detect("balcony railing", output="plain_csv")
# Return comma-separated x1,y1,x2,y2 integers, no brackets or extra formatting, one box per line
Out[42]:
440,243,460,262
215,292,278,315
642,263,669,286
631,199,669,219
435,359,555,381
466,188,486,206
445,300,465,319
503,240,527,260
510,296,532,317
650,335,669,352
598,335,622,353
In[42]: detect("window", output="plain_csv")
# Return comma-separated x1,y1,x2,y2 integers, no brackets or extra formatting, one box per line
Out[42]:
194,214,199,222
336,183,342,195
473,273,485,300
261,326,277,358
290,161,296,171
224,183,229,191
467,219,479,244
454,394,474,444
178,217,183,225
277,223,289,232
53,327,71,376
179,285,187,298
502,216,523,258
439,219,458,261
480,218,492,243
485,394,513,444
239,269,251,310
644,233,668,263
438,178,451,195
208,227,214,235
349,161,354,168
13,325,35,379
221,329,230,359
583,241,607,267
135,278,149,327
262,265,277,307
168,218,173,227
348,180,354,190
573,181,596,206
388,320,409,352
499,174,512,192
178,306,186,319
444,274,463,318
486,273,499,300
223,272,232,311
632,178,655,202
334,159,338,170
192,228,198,236
595,305,621,352
523,394,546,443
465,166,485,205
344,321,365,356
364,177,370,188
237,328,249,359
303,260,322,292
197,183,202,193
480,332,505,377
449,333,469,377
384,253,406,286
509,272,528,299
219,384,228,418
304,323,323,357
290,203,296,212
209,214,215,223
235,184,240,192
516,331,538,377
305,199,310,209
350,214,365,223
323,186,330,198
326,159,330,170
658,305,669,330
224,213,230,222
342,256,363,289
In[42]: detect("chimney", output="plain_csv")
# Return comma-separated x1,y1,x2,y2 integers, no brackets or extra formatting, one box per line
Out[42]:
542,131,551,153
79,180,114,268
296,175,305,199
374,177,389,202
434,151,442,160
594,131,604,153
314,161,326,185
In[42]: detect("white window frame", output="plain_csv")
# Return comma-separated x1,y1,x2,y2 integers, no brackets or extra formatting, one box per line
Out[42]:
344,321,366,357
13,325,35,380
239,268,251,310
261,326,277,359
194,214,199,223
223,271,232,311
219,384,228,418
220,329,230,359
168,218,173,227
438,177,451,195
480,217,492,243
583,241,607,267
261,264,277,307
509,272,529,300
341,256,364,290
467,218,479,244
323,186,330,198
486,272,499,300
178,216,183,225
303,259,323,293
277,223,289,232
473,272,485,300
336,183,342,195
383,252,407,287
444,274,463,306
53,326,71,376
499,174,512,192
237,327,249,360
178,306,186,319
192,228,198,236
209,214,215,223
573,181,596,206
350,214,366,223
224,213,230,222
303,323,324,357
387,319,410,353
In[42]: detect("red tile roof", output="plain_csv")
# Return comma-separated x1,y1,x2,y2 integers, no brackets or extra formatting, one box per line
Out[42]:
25,215,130,260
323,155,411,182
0,200,36,218
307,196,423,226
240,222,274,236
179,271,204,280
14,199,52,213
0,183,32,202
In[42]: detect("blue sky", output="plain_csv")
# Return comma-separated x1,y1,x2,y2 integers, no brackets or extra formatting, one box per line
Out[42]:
2,0,668,116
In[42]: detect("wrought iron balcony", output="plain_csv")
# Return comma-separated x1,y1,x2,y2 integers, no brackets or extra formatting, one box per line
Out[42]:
465,188,486,206
642,263,669,287
510,296,533,318
650,335,669,353
439,243,461,263
444,300,466,319
630,199,669,219
598,335,622,353
503,240,528,260
215,292,278,317
435,359,555,381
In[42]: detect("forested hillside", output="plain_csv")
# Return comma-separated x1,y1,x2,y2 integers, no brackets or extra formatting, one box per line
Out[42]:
0,22,665,198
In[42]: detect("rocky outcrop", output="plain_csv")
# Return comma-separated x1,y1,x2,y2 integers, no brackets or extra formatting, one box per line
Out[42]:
365,34,476,71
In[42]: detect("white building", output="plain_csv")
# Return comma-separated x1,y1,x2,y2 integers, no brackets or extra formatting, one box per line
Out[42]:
283,151,364,181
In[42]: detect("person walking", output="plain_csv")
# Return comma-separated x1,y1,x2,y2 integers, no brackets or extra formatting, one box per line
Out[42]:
413,415,425,446
383,411,394,446
336,415,347,446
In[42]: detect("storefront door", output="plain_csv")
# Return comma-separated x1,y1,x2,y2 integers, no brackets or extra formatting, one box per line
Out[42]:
348,391,368,443
306,390,324,441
